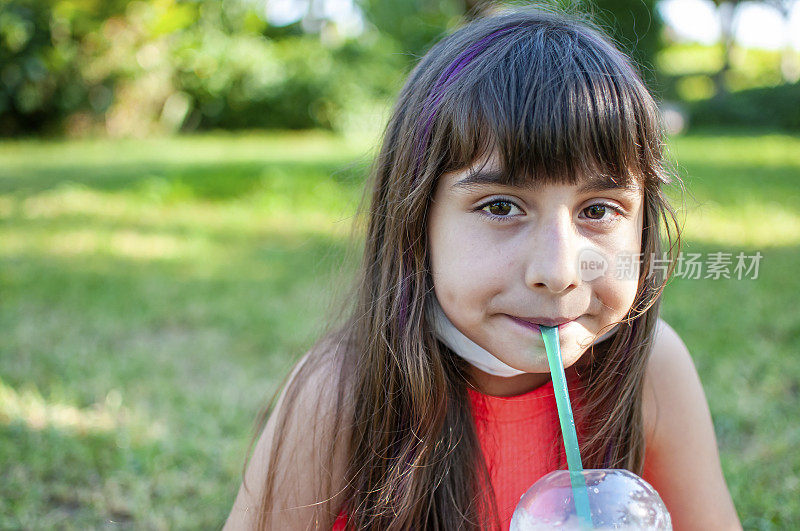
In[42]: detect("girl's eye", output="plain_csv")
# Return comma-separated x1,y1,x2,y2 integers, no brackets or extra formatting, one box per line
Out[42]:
478,199,523,220
580,203,625,223
476,199,626,224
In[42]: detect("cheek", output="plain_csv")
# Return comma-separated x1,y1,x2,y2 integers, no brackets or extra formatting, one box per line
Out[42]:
603,277,639,319
594,254,640,320
428,216,508,309
593,227,642,319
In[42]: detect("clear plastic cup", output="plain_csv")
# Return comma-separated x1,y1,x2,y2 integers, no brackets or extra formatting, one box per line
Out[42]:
510,469,672,530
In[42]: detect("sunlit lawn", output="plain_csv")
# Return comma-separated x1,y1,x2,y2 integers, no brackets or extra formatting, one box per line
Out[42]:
1,130,798,529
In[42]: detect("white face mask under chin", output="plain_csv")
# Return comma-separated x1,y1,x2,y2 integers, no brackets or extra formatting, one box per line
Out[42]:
425,294,620,378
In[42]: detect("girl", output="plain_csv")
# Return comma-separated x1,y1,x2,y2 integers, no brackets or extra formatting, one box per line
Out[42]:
226,7,741,530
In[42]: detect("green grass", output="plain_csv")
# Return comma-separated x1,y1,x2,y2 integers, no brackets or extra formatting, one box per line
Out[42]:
1,129,798,529
661,131,800,530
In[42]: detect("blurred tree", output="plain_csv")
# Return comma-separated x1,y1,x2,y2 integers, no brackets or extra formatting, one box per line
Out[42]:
355,0,478,64
0,0,128,135
690,79,800,130
0,0,406,136
709,0,742,97
589,0,663,91
765,0,800,82
706,0,797,96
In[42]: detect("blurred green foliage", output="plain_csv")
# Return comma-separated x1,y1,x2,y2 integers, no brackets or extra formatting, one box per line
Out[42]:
655,42,800,131
588,0,663,89
3,0,797,136
0,0,405,136
1,0,669,138
689,81,800,131
356,0,465,62
657,42,799,99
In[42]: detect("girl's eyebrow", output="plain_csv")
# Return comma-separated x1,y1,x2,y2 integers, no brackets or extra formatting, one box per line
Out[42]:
576,175,641,195
451,170,640,195
450,169,507,190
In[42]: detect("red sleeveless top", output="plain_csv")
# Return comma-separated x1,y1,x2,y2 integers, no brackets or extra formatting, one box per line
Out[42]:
333,379,571,530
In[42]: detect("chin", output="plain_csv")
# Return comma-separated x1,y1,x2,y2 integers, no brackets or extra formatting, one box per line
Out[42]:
549,339,594,371
563,352,588,370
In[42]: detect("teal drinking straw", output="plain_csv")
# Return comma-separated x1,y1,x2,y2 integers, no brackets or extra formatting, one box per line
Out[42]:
540,325,593,529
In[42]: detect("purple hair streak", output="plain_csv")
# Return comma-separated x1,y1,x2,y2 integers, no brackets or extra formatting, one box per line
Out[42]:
411,25,518,186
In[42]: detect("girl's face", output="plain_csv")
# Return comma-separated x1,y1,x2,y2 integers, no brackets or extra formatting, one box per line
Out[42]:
427,151,644,380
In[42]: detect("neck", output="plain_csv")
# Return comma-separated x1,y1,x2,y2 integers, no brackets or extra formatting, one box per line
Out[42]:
468,367,551,397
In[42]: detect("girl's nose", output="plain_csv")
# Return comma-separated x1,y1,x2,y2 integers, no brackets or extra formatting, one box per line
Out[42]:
524,210,581,294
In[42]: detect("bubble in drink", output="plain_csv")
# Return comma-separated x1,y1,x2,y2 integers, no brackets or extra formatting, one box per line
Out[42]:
510,469,672,530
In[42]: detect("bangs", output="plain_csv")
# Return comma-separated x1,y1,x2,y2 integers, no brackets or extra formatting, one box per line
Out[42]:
431,22,662,189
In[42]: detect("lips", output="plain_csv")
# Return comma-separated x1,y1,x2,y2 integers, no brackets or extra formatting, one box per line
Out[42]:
506,314,579,332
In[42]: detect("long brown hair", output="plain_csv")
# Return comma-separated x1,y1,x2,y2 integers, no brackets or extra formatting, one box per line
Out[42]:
249,5,682,529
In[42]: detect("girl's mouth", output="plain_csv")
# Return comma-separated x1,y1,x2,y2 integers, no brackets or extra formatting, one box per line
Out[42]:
506,315,578,333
